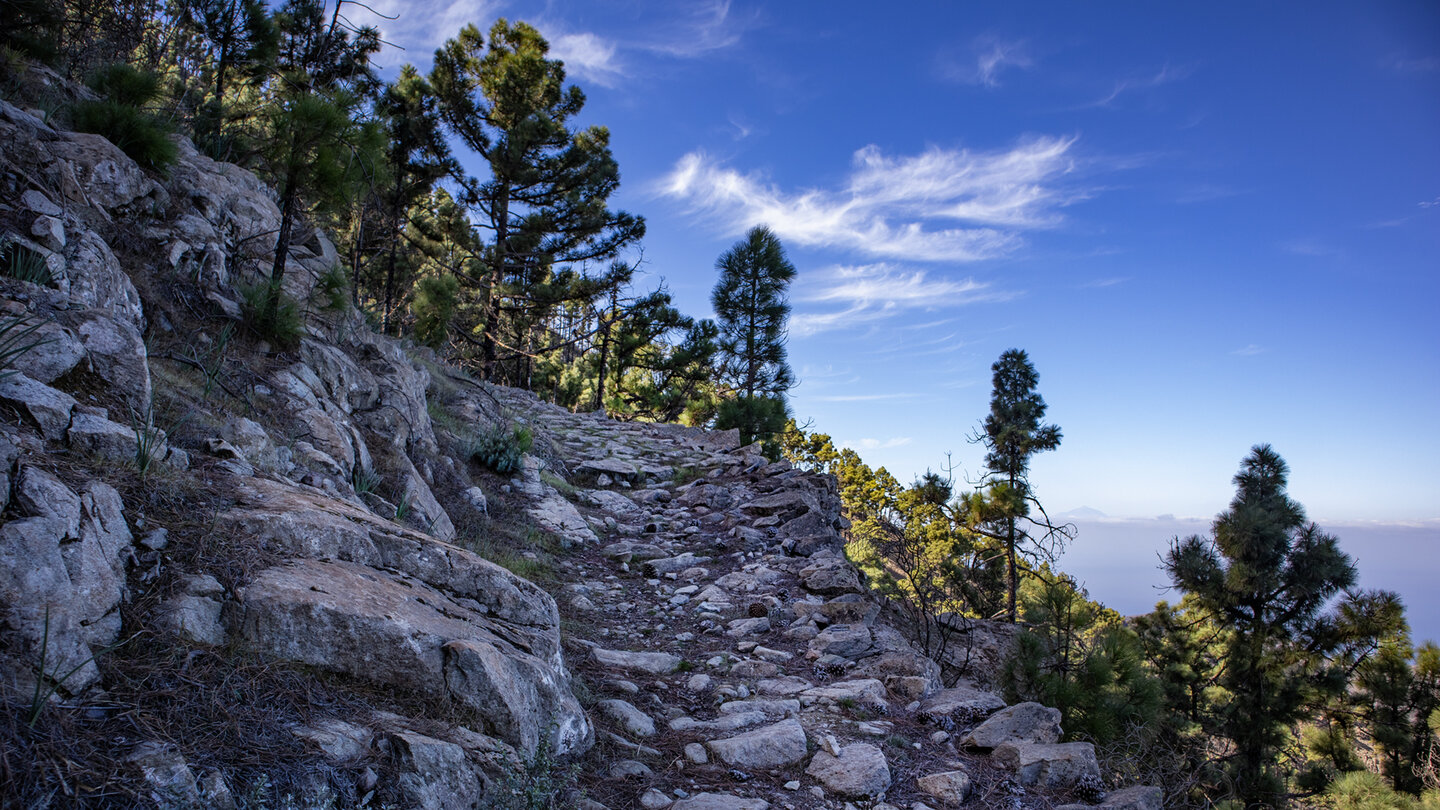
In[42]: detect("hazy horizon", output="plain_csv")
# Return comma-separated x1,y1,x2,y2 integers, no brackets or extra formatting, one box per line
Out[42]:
1059,516,1440,646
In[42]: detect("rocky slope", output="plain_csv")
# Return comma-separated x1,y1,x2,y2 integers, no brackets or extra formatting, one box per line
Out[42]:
0,78,1158,809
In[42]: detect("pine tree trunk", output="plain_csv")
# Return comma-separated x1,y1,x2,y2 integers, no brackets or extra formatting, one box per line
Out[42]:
594,291,615,411
266,165,301,327
1006,515,1018,623
382,154,404,333
481,186,510,380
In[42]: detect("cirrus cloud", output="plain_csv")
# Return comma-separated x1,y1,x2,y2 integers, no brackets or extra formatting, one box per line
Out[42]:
658,136,1081,263
790,264,1017,337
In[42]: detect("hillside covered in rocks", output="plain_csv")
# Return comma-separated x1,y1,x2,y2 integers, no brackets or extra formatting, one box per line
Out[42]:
0,76,1161,809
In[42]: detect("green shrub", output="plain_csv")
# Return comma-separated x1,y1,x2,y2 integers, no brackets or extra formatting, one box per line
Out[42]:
1001,573,1162,745
71,99,177,170
466,423,533,474
86,63,161,107
241,280,304,350
71,63,176,170
491,725,580,809
412,273,458,348
315,264,349,312
1326,770,1440,809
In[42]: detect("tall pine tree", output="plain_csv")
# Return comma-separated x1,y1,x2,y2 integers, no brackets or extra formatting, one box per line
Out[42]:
967,349,1070,622
711,225,796,448
1165,445,1362,805
430,20,644,383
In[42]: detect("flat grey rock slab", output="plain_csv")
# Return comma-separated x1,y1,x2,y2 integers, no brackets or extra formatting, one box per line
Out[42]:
591,647,681,674
919,685,1006,725
798,678,889,712
706,718,808,770
670,794,770,810
993,741,1101,788
961,701,1061,749
805,742,891,799
597,699,656,738
916,769,972,806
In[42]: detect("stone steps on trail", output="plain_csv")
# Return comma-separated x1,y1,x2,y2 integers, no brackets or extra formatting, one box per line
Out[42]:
487,389,1159,809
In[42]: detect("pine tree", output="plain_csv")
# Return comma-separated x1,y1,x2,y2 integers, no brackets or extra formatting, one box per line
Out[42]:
603,291,719,422
1359,637,1440,795
430,20,644,383
370,65,452,332
710,225,796,448
258,0,381,331
1165,445,1362,805
968,349,1070,622
174,0,277,155
1002,572,1162,744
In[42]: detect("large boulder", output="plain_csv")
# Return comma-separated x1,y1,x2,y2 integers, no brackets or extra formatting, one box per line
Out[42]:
224,479,587,757
0,477,133,696
387,730,484,810
960,701,1062,749
992,741,1101,788
3,316,85,384
236,558,590,758
809,623,874,660
916,770,972,806
68,310,151,412
0,373,77,440
706,719,808,770
805,742,891,799
798,554,862,595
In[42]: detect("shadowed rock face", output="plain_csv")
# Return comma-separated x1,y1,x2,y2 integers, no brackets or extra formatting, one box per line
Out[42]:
225,480,589,758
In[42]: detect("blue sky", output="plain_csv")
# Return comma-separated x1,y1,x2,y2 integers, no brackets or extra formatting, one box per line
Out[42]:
353,1,1440,526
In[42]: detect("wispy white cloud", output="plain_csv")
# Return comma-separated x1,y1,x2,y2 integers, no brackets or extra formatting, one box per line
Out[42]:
352,2,751,84
347,0,502,65
821,394,917,404
1383,54,1440,73
642,0,753,58
727,113,756,140
1281,239,1342,258
941,35,1033,88
844,436,915,450
550,32,626,88
1080,277,1127,288
659,136,1081,262
1364,217,1412,229
1086,64,1192,108
1231,344,1266,356
1420,196,1440,208
791,264,1015,337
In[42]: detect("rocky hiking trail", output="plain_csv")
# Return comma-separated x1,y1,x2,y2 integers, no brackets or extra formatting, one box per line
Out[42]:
489,387,1163,810
0,87,1159,808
